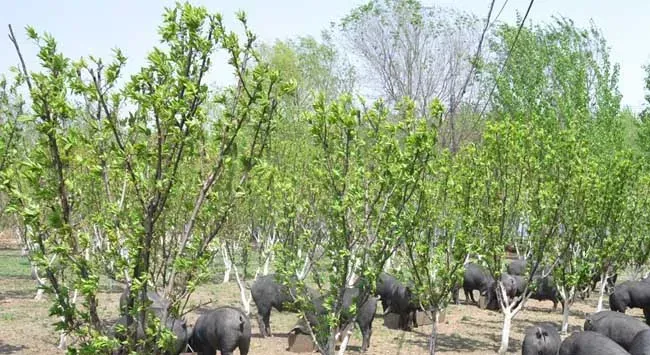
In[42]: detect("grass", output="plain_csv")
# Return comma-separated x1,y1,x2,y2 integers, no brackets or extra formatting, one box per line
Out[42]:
0,249,30,278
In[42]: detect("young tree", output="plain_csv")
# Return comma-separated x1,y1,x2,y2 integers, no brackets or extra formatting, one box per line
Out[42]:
273,94,437,355
483,16,627,336
4,3,294,353
401,106,478,354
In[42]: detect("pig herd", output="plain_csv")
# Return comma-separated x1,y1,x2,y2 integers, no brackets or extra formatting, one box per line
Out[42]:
521,311,650,355
110,259,650,355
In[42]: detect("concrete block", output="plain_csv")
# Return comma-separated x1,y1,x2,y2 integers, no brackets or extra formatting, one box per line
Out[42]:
383,312,401,329
288,332,316,353
438,309,447,323
479,294,488,309
384,310,439,329
415,310,433,325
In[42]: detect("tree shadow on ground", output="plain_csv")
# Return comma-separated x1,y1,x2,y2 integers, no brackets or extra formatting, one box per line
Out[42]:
251,332,289,339
0,342,27,354
461,316,509,331
0,274,32,280
406,328,495,352
0,288,39,300
488,335,520,352
525,305,592,319
523,305,562,314
336,344,362,352
98,283,126,294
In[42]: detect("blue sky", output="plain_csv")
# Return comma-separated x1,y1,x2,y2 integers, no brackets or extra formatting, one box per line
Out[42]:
2,0,649,111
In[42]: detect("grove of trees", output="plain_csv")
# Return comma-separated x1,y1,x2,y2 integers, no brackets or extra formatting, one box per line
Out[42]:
2,1,650,354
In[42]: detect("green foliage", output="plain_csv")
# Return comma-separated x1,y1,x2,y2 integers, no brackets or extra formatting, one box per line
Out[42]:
0,75,26,229
638,64,650,160
477,14,643,347
258,35,355,109
3,2,293,353
403,132,474,312
1,2,648,355
272,94,437,353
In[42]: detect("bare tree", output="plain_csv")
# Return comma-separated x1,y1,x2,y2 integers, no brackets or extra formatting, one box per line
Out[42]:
337,0,487,150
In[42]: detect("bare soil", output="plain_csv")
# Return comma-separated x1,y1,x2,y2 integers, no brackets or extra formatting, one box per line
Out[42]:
0,247,645,355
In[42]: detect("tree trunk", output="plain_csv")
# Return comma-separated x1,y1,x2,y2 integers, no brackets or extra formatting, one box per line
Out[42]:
498,312,513,354
297,254,311,280
221,246,232,283
31,264,46,300
514,242,520,258
336,321,354,355
263,252,272,275
57,289,78,349
596,272,608,312
233,263,251,315
384,254,392,272
497,281,523,355
560,286,575,334
428,308,439,355
561,299,572,334
323,332,336,355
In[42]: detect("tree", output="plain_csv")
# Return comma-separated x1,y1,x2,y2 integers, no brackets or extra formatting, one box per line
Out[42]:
0,74,24,234
229,34,356,282
272,94,437,355
338,0,486,150
259,34,356,109
4,2,294,353
401,105,476,353
483,16,630,337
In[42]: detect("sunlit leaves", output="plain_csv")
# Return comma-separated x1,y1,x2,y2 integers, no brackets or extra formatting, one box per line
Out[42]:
4,2,293,353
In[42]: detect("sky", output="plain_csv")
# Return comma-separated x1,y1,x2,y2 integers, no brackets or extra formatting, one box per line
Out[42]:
1,0,649,111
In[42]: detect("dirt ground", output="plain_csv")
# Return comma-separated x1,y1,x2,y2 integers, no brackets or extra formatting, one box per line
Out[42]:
0,244,645,355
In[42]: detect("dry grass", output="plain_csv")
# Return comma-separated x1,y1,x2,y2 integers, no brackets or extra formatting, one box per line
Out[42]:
0,246,645,355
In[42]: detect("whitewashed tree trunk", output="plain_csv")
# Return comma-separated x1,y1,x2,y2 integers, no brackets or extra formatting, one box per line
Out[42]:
514,243,520,258
596,272,609,312
498,312,513,355
57,289,78,349
31,265,46,300
631,266,643,280
347,257,361,287
561,300,571,333
384,254,392,272
253,227,276,277
31,252,56,300
221,245,232,283
262,255,271,275
558,285,575,334
428,308,439,355
497,281,526,355
232,263,252,315
335,321,355,355
463,253,471,265
297,254,311,280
